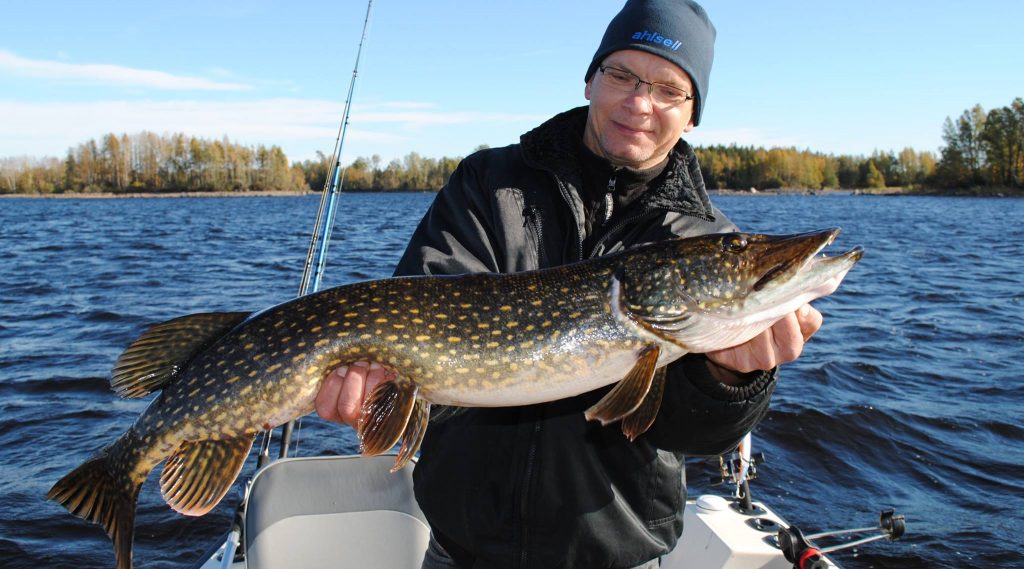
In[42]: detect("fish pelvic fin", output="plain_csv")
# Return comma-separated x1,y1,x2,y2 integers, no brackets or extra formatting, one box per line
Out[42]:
160,434,255,516
585,345,661,431
47,450,140,569
620,366,667,441
393,397,431,472
111,312,250,398
358,379,422,465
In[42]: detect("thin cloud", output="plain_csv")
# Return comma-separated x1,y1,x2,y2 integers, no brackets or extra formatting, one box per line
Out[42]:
0,50,252,91
354,111,544,128
687,127,803,150
355,101,438,110
0,98,545,160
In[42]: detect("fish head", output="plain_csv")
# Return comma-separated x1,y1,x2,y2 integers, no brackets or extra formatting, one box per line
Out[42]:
621,228,863,352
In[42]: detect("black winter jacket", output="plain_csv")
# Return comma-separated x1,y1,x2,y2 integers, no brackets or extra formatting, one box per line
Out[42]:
392,107,777,569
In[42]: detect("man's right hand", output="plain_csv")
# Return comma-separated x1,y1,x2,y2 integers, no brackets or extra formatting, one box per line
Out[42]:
315,361,390,427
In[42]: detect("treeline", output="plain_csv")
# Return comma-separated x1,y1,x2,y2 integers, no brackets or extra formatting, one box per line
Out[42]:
0,133,463,195
696,145,936,190
0,132,307,194
293,151,464,193
935,98,1024,188
696,98,1022,191
1,98,1021,195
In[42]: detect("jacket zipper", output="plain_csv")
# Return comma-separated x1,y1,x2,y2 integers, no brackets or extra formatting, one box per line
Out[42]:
587,206,715,259
588,206,656,259
522,204,548,269
518,419,543,569
552,177,584,261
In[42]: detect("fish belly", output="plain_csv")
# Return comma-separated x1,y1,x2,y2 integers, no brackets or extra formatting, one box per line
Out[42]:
417,342,648,407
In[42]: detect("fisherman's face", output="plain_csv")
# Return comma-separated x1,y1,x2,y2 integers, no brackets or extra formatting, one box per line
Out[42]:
584,49,696,170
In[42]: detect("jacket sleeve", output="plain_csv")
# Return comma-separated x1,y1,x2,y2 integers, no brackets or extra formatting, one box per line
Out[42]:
642,356,776,455
393,154,502,278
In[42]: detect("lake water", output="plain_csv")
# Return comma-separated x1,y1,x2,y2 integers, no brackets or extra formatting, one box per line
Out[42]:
1,192,1021,568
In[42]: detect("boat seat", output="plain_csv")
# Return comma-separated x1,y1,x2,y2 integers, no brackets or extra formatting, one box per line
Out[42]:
244,455,430,569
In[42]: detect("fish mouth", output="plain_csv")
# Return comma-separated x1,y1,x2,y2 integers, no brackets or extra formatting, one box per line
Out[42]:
752,228,862,293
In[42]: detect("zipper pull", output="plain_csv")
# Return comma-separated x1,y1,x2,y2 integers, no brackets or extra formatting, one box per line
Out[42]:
604,174,616,222
522,204,537,227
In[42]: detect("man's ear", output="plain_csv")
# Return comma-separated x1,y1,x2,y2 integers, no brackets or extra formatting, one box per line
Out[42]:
682,117,696,133
585,79,593,101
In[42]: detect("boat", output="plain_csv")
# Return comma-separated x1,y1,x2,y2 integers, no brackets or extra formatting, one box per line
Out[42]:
189,436,903,569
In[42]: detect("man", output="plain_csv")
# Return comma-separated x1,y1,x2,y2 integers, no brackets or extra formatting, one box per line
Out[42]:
317,1,822,567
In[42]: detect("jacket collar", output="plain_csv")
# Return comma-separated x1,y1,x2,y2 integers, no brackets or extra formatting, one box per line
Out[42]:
519,106,715,219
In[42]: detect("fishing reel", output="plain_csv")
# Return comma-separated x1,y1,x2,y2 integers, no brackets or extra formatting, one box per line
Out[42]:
777,508,906,569
711,448,766,487
709,435,766,515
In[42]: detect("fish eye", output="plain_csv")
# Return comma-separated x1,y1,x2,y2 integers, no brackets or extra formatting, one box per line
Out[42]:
722,234,748,253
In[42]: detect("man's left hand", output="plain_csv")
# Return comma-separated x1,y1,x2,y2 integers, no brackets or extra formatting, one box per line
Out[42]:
705,304,823,379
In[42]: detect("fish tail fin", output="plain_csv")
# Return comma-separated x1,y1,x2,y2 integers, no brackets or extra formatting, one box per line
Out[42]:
48,450,141,569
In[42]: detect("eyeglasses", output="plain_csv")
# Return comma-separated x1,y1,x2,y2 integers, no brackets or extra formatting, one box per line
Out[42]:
597,66,694,108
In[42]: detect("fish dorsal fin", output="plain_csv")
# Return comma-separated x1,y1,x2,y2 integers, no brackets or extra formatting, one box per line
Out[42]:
160,434,255,516
585,344,661,427
111,312,250,398
620,366,667,441
358,379,419,460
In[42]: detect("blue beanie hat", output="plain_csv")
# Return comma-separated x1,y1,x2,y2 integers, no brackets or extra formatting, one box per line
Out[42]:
585,0,716,125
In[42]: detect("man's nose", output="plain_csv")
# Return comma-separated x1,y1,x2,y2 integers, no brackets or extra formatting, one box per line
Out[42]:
622,86,655,113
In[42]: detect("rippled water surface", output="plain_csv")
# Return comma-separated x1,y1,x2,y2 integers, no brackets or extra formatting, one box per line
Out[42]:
1,193,1021,568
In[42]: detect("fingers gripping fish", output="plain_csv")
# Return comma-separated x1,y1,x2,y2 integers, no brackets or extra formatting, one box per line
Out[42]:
48,229,862,569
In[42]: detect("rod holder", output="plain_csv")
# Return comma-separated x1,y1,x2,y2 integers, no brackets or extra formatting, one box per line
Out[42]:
777,509,906,568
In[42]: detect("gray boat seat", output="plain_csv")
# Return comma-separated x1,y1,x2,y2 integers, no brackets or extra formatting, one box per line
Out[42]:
244,455,430,569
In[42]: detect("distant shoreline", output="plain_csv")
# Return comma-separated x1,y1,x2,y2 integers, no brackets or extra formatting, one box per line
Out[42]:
710,186,1022,197
0,190,316,199
2,187,1019,199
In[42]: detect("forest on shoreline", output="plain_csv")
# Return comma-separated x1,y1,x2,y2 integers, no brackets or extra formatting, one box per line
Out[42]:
2,98,1021,197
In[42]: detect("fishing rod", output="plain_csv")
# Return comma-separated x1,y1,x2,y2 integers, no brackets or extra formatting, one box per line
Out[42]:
256,0,375,470
298,0,375,299
203,5,375,568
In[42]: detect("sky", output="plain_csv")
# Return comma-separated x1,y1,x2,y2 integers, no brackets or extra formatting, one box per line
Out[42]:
2,0,1023,165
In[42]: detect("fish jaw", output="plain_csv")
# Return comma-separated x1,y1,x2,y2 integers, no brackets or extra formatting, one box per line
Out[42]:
724,231,864,323
641,229,863,353
670,250,860,353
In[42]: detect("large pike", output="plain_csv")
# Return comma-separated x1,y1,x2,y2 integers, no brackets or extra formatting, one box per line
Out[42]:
49,229,862,569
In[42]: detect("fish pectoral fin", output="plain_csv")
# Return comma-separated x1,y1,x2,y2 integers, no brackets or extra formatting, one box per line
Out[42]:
585,345,661,427
112,312,251,398
392,397,431,472
620,366,667,441
358,379,419,458
159,434,255,516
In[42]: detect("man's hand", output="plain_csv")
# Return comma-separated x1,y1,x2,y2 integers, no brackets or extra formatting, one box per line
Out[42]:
315,361,391,426
705,304,823,381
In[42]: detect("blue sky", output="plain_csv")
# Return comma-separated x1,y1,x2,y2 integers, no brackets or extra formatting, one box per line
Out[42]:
2,1,1023,164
